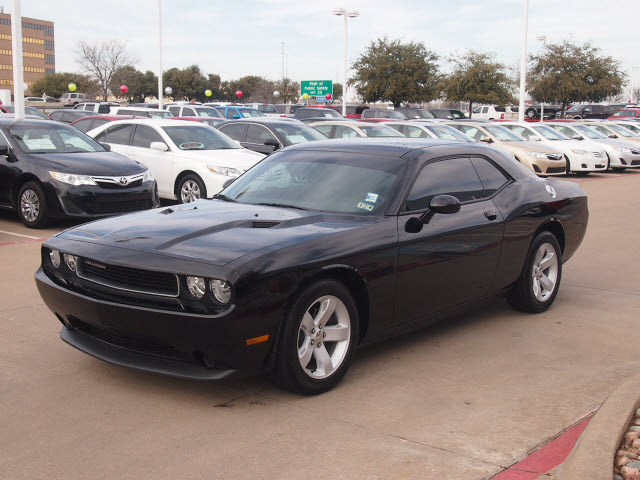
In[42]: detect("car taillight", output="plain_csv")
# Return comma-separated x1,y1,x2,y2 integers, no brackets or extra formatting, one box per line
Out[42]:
501,113,505,119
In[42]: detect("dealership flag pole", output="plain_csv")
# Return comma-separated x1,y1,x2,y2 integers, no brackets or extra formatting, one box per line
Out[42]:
157,0,163,110
518,0,529,123
11,0,25,121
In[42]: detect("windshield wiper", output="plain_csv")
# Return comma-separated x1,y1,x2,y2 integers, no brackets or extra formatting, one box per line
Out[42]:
211,194,237,202
256,202,309,211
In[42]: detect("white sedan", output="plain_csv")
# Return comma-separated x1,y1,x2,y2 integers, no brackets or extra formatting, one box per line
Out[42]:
88,119,265,203
500,122,607,173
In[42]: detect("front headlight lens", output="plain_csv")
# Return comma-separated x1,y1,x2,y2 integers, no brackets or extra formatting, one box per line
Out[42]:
207,166,241,177
570,149,590,156
210,279,232,304
49,249,61,268
613,146,632,153
49,171,96,186
142,169,154,183
526,151,549,158
63,253,78,273
186,276,206,298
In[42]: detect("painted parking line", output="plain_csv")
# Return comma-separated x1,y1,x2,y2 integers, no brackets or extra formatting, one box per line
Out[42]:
0,229,45,246
0,229,42,240
490,414,593,479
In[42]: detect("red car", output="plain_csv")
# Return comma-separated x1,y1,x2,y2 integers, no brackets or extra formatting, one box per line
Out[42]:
169,116,225,127
608,108,640,120
70,115,144,133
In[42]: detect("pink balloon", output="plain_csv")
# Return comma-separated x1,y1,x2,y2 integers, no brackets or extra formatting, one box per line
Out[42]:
120,85,129,94
326,94,332,100
235,90,243,98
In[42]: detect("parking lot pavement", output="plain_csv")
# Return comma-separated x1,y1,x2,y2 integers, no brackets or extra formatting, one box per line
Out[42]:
1,170,639,480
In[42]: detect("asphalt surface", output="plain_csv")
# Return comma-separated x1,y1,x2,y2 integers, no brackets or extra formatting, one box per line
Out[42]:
1,170,639,480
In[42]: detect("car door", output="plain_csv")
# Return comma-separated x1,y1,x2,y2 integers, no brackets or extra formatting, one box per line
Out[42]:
395,156,505,324
167,106,180,117
127,124,173,195
218,123,247,145
94,123,134,157
0,130,17,205
243,124,279,153
312,124,334,138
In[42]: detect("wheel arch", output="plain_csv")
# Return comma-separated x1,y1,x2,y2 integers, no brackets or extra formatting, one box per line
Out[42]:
173,170,205,197
534,219,566,255
11,173,43,207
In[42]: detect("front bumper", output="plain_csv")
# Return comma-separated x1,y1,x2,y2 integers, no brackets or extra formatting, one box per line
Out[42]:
35,268,275,380
566,153,608,172
527,156,566,176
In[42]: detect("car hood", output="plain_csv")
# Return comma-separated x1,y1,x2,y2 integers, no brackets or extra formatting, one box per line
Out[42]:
57,200,368,266
28,151,145,176
582,137,640,150
542,139,605,153
173,148,265,171
495,141,561,155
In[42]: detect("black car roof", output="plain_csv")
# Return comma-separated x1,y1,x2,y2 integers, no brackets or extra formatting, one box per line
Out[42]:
283,138,458,156
0,118,55,126
217,117,303,126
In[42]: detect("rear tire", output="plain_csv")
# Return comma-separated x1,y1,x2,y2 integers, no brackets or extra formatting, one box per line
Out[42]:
507,231,562,313
273,280,359,395
17,181,50,228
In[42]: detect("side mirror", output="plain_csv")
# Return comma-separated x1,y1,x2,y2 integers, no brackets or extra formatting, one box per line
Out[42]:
480,136,493,143
572,135,584,141
150,142,169,152
529,136,541,141
0,145,9,155
232,114,240,119
608,133,618,139
447,115,453,119
234,140,242,147
404,195,461,233
100,143,111,151
264,138,280,150
222,178,236,189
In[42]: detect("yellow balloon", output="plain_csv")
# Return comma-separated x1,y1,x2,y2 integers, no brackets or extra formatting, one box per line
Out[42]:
205,89,212,97
302,93,309,99
68,83,77,92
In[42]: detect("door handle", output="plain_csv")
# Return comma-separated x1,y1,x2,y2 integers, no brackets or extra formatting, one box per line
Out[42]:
484,210,498,221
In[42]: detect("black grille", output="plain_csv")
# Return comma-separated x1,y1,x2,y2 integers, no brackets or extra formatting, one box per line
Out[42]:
251,221,280,228
79,259,179,297
632,160,640,166
95,179,143,189
72,318,188,361
61,197,83,214
546,154,562,160
546,167,565,174
90,199,152,214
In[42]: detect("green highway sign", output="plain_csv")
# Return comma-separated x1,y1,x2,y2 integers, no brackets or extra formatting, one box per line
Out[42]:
301,80,333,97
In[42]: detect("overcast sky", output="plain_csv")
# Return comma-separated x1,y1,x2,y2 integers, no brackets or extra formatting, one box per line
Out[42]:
11,0,640,98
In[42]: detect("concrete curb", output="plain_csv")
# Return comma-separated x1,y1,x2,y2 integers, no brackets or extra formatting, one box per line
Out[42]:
559,374,640,480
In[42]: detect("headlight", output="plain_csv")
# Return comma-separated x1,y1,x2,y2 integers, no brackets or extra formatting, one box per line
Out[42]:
210,279,232,304
207,166,241,177
49,249,61,268
570,149,590,156
63,253,78,273
613,146,632,153
526,151,549,158
186,276,206,299
142,169,154,183
49,171,96,186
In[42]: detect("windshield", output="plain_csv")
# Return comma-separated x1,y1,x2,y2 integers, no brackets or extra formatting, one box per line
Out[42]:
387,110,408,119
194,108,224,118
222,151,405,214
531,125,570,140
425,125,475,142
257,105,278,114
240,109,265,118
311,109,342,118
411,109,435,119
484,125,524,142
616,123,640,134
9,123,107,154
359,125,404,137
149,110,173,119
612,110,636,118
607,124,637,137
273,124,326,146
162,125,240,150
573,124,607,139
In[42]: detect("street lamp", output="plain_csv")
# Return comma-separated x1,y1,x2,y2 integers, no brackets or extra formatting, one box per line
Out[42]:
537,35,547,122
157,0,164,109
333,8,359,116
518,0,529,122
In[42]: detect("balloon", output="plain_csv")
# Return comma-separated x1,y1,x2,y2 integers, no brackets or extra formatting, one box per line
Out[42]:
164,86,172,95
68,83,77,92
120,85,128,94
302,93,309,100
23,82,28,91
235,90,243,98
326,93,332,100
273,90,280,98
205,89,212,97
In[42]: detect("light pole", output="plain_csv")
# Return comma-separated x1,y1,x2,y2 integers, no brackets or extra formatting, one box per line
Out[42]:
11,0,25,121
332,8,359,116
536,35,547,122
157,0,163,109
518,0,529,122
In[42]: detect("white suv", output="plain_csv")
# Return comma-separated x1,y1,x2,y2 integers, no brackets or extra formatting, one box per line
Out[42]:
472,105,517,120
60,92,89,107
73,102,120,114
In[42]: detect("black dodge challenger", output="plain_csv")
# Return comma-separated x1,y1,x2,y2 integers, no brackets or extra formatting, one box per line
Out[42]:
35,139,588,394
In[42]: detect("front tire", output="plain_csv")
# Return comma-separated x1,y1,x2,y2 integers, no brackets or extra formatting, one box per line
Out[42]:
507,231,562,313
177,174,206,204
17,181,50,228
273,280,359,395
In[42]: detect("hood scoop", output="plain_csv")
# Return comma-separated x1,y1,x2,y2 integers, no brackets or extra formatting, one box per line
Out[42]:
250,221,281,228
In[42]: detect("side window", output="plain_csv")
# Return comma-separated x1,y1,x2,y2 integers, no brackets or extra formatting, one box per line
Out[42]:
92,119,110,129
508,126,532,139
551,125,571,136
378,111,390,118
457,125,484,141
98,104,111,114
473,106,482,113
168,106,180,116
297,109,309,119
481,107,489,113
313,124,333,137
182,107,196,116
94,130,107,142
73,119,93,133
405,158,484,211
132,125,166,148
226,109,238,119
219,123,246,141
50,111,64,121
104,124,134,145
62,112,76,123
592,105,605,114
471,157,509,196
334,125,361,138
591,125,608,135
404,125,429,138
246,124,276,144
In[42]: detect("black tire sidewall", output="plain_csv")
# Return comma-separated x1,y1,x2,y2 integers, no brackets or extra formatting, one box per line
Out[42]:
177,174,206,204
17,181,49,228
274,280,359,395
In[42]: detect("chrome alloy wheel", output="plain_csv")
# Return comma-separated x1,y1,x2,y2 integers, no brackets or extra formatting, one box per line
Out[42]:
180,180,201,203
531,242,559,301
297,295,351,379
20,189,40,223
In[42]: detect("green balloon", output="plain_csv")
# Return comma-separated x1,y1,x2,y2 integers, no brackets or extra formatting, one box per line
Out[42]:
68,83,77,92
205,89,212,97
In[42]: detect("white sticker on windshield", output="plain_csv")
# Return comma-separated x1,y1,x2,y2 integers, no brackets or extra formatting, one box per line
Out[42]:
286,135,307,144
24,138,56,150
357,202,374,211
365,193,379,203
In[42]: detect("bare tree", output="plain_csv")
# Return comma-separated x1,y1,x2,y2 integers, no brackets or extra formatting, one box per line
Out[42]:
75,39,138,100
